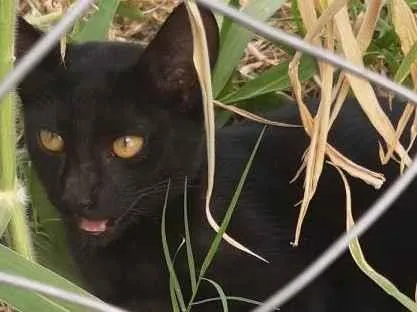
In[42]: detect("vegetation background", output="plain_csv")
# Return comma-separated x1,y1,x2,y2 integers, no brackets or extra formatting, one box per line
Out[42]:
1,0,417,311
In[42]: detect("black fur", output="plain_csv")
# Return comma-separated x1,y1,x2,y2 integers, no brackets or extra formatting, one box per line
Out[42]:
17,4,417,311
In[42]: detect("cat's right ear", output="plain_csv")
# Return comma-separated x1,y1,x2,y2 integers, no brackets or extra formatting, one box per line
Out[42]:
133,3,220,117
15,17,62,95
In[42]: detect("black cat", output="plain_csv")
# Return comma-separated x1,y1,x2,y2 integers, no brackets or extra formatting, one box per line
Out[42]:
16,3,417,312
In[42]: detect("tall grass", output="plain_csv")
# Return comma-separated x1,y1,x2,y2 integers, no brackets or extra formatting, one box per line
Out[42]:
0,0,34,261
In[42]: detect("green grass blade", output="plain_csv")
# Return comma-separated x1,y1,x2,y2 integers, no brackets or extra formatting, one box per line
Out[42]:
218,0,241,43
0,244,96,312
215,93,290,128
290,0,305,36
334,165,417,312
393,40,417,84
173,239,186,262
71,0,120,42
349,236,417,311
183,177,197,293
198,126,267,279
201,278,228,312
212,0,286,97
170,239,185,312
0,0,16,191
219,56,317,104
192,296,279,310
186,127,266,311
169,279,180,312
0,0,15,234
0,0,34,260
161,180,186,311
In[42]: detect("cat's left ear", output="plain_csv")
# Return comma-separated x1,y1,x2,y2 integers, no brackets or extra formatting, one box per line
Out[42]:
134,3,219,114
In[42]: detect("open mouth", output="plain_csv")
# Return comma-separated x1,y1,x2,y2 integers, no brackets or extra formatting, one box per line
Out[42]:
79,218,113,235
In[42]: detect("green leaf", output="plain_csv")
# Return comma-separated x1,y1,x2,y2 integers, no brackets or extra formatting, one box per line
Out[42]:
218,0,241,42
0,244,95,312
183,178,197,293
213,0,286,97
215,93,291,128
393,40,417,84
169,281,180,312
192,296,277,309
202,278,228,312
290,0,305,36
334,165,417,312
198,126,266,279
161,181,186,311
169,239,185,312
186,127,266,310
406,0,417,9
235,92,292,113
29,168,80,284
220,56,317,104
72,0,120,42
349,236,417,312
116,2,144,22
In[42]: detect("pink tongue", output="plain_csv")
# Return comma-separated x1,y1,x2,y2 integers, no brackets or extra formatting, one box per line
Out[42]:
79,218,109,234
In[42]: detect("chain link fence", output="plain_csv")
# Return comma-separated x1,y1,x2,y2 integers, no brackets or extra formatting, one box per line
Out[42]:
1,0,417,311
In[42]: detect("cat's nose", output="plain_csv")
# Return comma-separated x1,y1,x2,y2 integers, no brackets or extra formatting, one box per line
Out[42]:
79,198,94,211
62,164,99,214
62,180,97,213
62,192,95,214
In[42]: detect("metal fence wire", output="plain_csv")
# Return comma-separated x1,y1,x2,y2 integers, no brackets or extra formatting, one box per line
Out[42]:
1,0,417,311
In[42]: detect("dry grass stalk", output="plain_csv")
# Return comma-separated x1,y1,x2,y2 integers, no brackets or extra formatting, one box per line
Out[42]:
296,17,335,248
334,6,410,167
0,303,12,312
388,0,417,172
329,0,384,127
184,1,267,262
289,0,387,246
214,100,301,128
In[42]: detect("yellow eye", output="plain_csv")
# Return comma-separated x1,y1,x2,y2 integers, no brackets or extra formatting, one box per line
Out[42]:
39,129,64,153
112,136,144,159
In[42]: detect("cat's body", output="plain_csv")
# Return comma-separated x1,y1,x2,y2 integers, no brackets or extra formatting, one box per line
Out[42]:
16,4,417,311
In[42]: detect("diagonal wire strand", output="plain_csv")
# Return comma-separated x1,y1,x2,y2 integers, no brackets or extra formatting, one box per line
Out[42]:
195,0,417,105
253,153,417,312
191,1,417,311
0,272,128,312
0,0,416,311
0,0,95,101
0,0,128,311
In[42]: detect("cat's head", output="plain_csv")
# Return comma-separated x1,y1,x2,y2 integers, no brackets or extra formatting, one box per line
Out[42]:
17,3,219,244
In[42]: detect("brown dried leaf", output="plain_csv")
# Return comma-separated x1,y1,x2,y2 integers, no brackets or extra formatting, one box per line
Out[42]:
387,0,417,167
329,0,384,127
334,6,411,167
290,0,386,245
214,101,301,128
185,2,267,262
290,0,347,131
296,19,335,246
